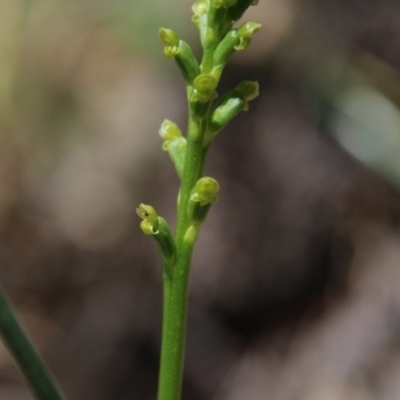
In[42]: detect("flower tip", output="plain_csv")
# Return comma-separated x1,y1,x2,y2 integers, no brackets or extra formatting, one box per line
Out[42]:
159,28,179,46
159,119,182,141
193,74,218,91
236,80,259,101
191,177,220,206
137,203,159,235
192,0,207,14
191,74,219,103
238,21,262,38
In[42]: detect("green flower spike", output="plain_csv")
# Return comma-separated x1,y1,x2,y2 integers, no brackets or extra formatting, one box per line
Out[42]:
153,1,261,399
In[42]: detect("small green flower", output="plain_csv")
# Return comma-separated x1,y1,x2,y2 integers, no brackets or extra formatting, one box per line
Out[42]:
158,120,186,179
236,21,262,50
164,46,180,59
194,73,218,91
192,0,207,17
190,177,220,206
186,177,220,229
136,203,176,262
159,28,179,47
159,28,179,59
159,30,200,83
137,204,159,235
159,119,182,143
236,80,260,102
192,0,208,26
191,74,218,103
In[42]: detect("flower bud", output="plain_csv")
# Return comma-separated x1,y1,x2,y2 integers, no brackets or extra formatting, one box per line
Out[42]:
237,21,262,38
191,74,218,103
187,177,220,226
136,204,159,235
236,21,262,50
193,74,218,92
192,0,207,17
160,35,200,83
163,46,179,59
159,119,182,141
190,177,220,206
136,204,175,262
159,28,179,47
159,120,186,179
235,80,259,101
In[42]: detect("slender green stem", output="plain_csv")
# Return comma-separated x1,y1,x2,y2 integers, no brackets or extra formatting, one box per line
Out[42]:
158,102,205,400
155,3,261,399
0,286,64,400
176,108,204,244
157,242,194,400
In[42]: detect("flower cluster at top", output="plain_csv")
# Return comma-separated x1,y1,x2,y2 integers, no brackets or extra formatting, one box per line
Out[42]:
138,0,261,254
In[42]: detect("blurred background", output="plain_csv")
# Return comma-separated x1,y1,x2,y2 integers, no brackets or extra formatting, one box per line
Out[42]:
0,0,400,398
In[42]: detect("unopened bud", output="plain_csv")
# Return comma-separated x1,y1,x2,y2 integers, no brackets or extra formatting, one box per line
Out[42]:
190,177,220,206
159,28,179,47
159,119,182,141
191,74,218,103
235,80,259,101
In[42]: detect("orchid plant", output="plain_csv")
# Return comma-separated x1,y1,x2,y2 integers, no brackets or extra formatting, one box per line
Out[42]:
137,1,261,399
